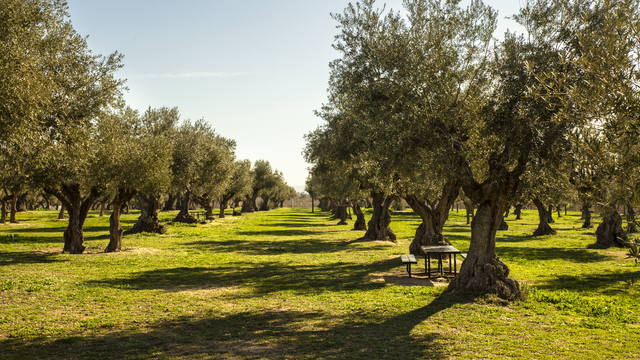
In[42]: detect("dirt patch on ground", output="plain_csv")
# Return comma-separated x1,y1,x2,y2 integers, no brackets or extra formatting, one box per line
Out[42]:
368,270,449,287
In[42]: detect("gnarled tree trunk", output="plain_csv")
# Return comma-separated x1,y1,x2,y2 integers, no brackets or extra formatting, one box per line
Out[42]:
627,206,637,233
241,194,257,213
105,187,137,253
581,203,592,228
405,180,459,255
58,204,66,219
127,193,166,234
0,196,8,223
464,200,474,224
193,194,215,220
9,195,18,223
350,201,367,231
532,198,555,236
363,192,396,242
547,204,554,223
514,203,523,220
449,197,520,301
163,193,177,211
594,208,628,248
174,190,198,223
44,183,103,254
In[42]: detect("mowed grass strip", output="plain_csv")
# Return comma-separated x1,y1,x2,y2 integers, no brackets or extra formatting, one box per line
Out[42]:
0,207,638,359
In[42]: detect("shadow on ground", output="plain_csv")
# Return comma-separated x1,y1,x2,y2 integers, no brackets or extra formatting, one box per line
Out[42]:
86,257,402,297
0,293,467,360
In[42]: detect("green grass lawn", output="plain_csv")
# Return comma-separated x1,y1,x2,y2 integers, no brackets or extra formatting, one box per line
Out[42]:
0,207,638,359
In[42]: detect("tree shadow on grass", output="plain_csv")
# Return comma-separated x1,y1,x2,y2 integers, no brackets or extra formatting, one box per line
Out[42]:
87,258,402,297
0,251,69,266
0,293,464,360
497,246,612,263
184,235,365,255
237,229,317,237
536,271,640,295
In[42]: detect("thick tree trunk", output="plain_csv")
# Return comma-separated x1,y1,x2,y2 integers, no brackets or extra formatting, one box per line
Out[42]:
45,183,102,254
335,204,348,225
174,190,198,223
556,204,562,218
259,196,271,211
127,193,167,234
319,197,331,211
547,204,554,223
163,193,177,211
58,204,66,219
16,193,27,212
533,198,555,236
99,201,106,217
405,181,459,255
362,192,396,242
0,196,8,224
241,195,257,213
351,201,367,231
219,199,228,218
9,196,18,223
498,217,509,230
105,188,137,253
582,203,592,228
627,206,637,233
464,201,474,225
514,204,523,220
448,198,520,301
193,194,215,220
594,208,628,248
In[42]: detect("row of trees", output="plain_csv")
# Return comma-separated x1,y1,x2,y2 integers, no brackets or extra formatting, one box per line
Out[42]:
304,0,640,300
0,0,295,254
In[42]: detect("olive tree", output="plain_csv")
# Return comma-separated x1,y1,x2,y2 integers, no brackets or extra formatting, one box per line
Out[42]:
171,120,235,222
94,107,173,252
218,159,253,218
9,0,126,254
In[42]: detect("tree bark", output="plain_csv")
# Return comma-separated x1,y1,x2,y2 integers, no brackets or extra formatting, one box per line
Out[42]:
627,206,637,233
547,204,554,223
498,217,509,231
448,153,524,301
448,198,520,301
464,200,474,224
405,181,459,255
44,183,103,254
58,204,66,219
514,204,523,220
334,203,349,225
581,203,592,228
532,198,556,236
16,193,27,212
241,194,257,213
174,190,198,223
0,196,8,224
8,195,18,223
105,188,137,253
127,193,167,234
163,193,177,211
259,195,271,211
219,199,228,218
362,192,396,242
193,194,215,220
594,208,628,248
350,201,367,231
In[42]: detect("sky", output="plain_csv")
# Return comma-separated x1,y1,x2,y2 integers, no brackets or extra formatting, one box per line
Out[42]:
65,0,525,189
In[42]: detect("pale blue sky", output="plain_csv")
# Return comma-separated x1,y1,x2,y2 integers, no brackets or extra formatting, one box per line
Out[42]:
66,0,524,188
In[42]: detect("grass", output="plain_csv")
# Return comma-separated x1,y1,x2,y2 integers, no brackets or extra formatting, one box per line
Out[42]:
0,207,639,359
